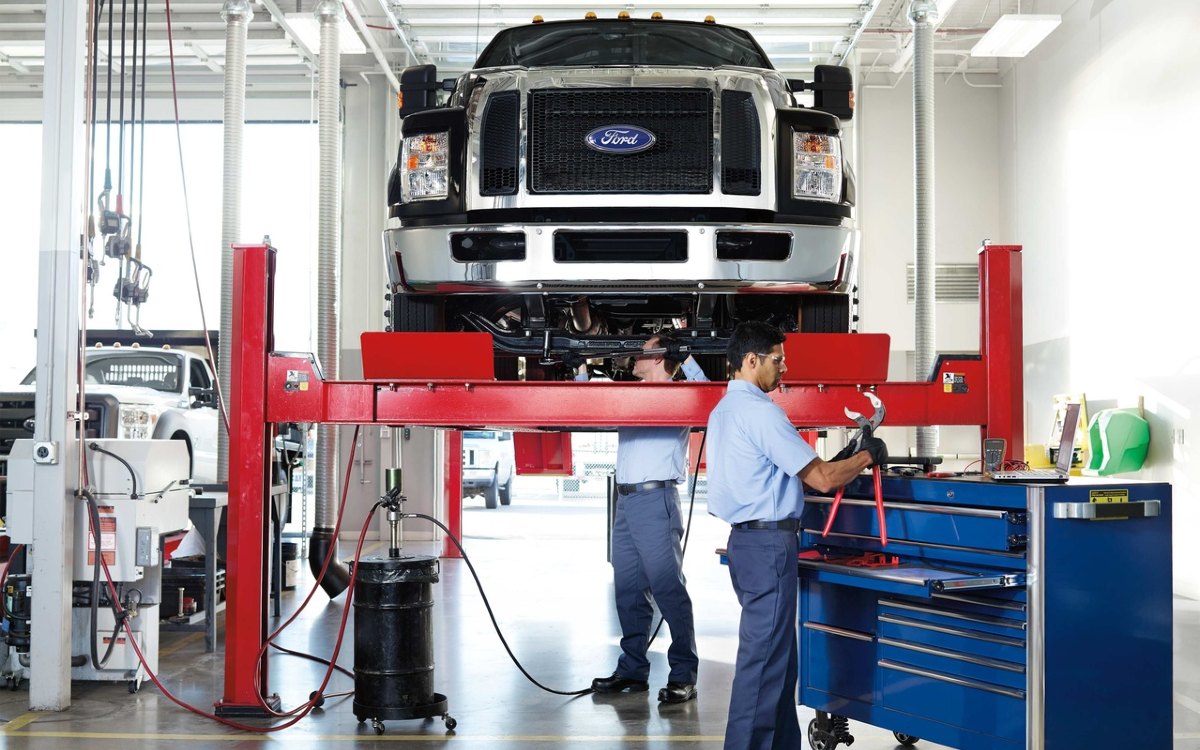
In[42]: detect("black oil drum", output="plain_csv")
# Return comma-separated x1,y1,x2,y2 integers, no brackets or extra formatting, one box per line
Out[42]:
352,555,449,727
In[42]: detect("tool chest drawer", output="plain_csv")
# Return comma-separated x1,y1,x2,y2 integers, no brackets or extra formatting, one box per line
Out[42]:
804,496,1028,553
798,557,1025,599
877,599,1025,640
876,637,1025,691
801,624,875,703
876,612,1025,664
878,659,1025,743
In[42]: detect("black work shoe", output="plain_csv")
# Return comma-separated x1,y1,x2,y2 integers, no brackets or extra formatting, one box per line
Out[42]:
591,673,649,693
657,682,697,704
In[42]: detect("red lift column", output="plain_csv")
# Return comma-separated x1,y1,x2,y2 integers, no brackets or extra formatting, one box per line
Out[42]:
217,244,279,714
979,244,1024,461
443,430,463,559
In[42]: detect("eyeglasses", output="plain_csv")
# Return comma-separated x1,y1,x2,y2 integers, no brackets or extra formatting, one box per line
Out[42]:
756,352,785,366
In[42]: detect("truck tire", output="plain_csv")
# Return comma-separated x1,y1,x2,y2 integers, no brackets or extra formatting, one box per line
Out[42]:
390,295,443,332
799,294,850,333
483,473,500,510
498,476,513,506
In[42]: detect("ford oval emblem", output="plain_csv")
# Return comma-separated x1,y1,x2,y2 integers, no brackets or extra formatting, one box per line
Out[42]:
585,125,657,154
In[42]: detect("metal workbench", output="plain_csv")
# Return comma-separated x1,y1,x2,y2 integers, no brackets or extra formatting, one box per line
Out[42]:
798,474,1172,749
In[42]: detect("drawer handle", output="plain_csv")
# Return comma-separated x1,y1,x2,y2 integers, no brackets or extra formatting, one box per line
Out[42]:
879,599,1026,631
803,622,875,643
879,659,1026,700
878,637,1024,672
1052,500,1160,521
878,614,1025,648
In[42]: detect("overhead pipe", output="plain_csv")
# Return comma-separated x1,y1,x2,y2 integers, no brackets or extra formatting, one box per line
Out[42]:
311,0,350,598
217,0,252,484
911,0,939,457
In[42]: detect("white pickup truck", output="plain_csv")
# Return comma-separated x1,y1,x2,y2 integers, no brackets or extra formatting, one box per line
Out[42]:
0,344,219,486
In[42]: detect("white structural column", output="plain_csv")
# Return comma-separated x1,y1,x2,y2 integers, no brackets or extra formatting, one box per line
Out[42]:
30,0,87,710
911,0,939,457
217,0,254,483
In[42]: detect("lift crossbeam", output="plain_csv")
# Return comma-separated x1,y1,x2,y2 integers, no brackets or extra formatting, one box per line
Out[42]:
267,356,991,428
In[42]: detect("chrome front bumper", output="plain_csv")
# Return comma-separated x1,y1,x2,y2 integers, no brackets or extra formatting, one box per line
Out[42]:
384,221,856,294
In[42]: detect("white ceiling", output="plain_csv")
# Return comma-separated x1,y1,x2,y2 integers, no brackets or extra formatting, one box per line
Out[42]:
0,0,1013,100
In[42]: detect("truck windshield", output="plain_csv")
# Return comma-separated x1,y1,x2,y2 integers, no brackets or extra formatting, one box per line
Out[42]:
475,20,773,70
21,353,183,393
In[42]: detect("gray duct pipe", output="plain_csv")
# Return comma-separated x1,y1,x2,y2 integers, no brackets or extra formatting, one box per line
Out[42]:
311,0,349,597
911,0,939,457
217,0,252,483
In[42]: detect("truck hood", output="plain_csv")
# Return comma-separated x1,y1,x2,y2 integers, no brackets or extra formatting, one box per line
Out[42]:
2,383,185,407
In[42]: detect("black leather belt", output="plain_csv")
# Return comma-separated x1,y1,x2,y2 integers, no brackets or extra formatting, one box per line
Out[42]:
732,519,801,531
616,480,676,496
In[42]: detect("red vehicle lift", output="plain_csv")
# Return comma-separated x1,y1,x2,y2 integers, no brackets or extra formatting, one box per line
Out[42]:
217,242,1024,713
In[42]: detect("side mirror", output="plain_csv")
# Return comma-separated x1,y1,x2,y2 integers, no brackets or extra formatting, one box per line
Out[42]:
789,65,855,121
812,65,854,121
189,387,215,408
397,64,441,117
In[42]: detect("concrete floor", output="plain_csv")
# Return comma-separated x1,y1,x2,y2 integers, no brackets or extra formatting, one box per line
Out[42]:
0,490,1197,748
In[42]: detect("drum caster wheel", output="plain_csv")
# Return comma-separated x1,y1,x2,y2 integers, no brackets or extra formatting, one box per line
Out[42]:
372,718,385,735
444,714,457,731
309,691,325,708
807,718,837,750
894,731,920,746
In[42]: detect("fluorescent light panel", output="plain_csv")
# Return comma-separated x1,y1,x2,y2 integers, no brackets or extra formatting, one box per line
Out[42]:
971,14,1062,57
284,14,367,55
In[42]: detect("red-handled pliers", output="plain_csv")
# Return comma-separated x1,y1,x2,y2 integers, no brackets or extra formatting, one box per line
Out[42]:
822,392,888,545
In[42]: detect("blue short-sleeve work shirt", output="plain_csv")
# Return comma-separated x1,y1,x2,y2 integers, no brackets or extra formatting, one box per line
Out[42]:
705,379,818,524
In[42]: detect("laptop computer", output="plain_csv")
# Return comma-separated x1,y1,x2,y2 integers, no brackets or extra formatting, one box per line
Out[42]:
990,403,1081,483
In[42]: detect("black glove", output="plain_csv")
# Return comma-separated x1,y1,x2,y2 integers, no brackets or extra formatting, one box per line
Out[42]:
562,352,586,370
830,438,859,462
662,339,687,364
859,434,889,469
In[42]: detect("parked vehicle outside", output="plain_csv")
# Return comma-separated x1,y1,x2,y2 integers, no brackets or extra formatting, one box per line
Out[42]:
462,430,515,509
2,344,218,485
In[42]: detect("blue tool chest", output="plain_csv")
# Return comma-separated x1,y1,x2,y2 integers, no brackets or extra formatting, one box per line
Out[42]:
796,475,1172,749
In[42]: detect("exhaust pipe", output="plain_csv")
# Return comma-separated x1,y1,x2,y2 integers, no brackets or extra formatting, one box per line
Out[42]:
310,0,349,598
308,527,351,597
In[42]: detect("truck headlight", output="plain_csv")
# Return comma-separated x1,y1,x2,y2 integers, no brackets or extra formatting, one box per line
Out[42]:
118,404,160,440
401,131,449,202
792,132,841,202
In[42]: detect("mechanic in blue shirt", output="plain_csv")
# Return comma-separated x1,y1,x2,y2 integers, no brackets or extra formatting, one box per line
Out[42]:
706,321,887,750
575,331,708,704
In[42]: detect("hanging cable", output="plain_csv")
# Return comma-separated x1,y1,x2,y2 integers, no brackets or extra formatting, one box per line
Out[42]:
405,512,592,696
136,0,148,250
163,0,230,433
116,0,127,216
252,426,361,717
126,0,138,242
83,0,104,320
97,0,116,243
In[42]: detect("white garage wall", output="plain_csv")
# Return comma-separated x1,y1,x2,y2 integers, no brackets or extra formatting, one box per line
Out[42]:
854,74,1002,458
998,0,1200,597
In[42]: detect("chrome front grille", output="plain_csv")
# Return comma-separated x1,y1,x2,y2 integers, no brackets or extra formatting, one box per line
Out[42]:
527,88,713,194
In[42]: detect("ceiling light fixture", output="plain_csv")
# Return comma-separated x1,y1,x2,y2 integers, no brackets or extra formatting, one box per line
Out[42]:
284,13,367,55
970,14,1062,58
